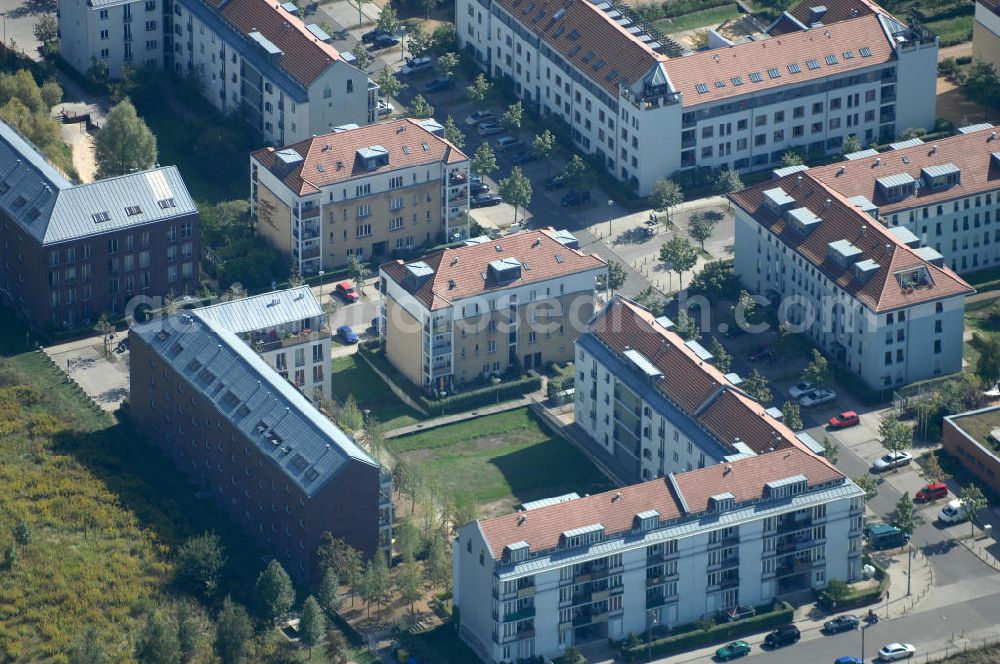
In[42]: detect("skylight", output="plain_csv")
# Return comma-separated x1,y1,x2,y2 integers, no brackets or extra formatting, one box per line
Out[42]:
695,83,709,94
788,63,801,73
767,68,780,79
158,198,176,209
860,46,872,57
92,211,111,223
125,205,142,216
553,25,565,37
749,71,762,83
806,59,820,70
568,29,581,40
843,50,854,59
568,45,581,57
606,68,619,81
731,76,743,86
825,54,837,65
714,80,725,88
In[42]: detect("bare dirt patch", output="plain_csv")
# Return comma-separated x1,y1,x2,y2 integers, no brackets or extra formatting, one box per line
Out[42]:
936,76,1000,127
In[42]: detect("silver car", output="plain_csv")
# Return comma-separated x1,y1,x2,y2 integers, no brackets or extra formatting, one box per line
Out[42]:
799,388,835,407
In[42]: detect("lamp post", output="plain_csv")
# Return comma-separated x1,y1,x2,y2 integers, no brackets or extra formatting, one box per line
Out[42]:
491,375,501,403
907,543,913,596
860,623,866,662
607,199,614,238
646,609,659,663
399,25,407,62
318,269,325,308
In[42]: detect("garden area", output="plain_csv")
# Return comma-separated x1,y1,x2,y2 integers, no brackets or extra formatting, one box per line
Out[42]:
330,354,424,430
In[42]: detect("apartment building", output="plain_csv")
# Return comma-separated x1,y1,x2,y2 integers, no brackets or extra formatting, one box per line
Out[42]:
58,0,376,145
129,312,392,580
456,0,937,194
194,286,330,399
0,121,198,332
942,405,1000,496
379,229,606,392
730,170,973,390
797,124,1000,276
251,119,471,276
574,296,821,484
454,447,865,662
974,0,1000,70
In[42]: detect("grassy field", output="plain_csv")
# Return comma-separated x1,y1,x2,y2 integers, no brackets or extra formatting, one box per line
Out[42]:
656,4,742,34
964,298,1000,369
389,407,614,517
924,14,973,44
330,354,423,430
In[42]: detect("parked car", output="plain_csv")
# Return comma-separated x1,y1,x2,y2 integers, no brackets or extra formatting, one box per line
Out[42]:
471,193,502,208
915,481,948,502
423,75,452,93
865,523,910,550
560,190,592,207
799,388,836,407
543,174,566,189
877,642,916,661
749,346,775,362
370,317,381,335
788,380,817,399
872,450,913,472
400,56,433,75
470,182,490,196
509,150,536,165
764,624,800,648
376,99,394,116
369,33,399,50
835,657,864,664
464,110,495,126
938,498,970,524
714,640,751,661
477,122,504,137
494,136,524,152
828,411,860,429
823,614,860,634
361,27,386,43
334,281,359,303
336,325,358,344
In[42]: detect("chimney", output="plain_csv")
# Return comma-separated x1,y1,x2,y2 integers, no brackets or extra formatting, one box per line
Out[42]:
612,492,622,502
874,157,881,167
824,198,832,208
930,145,938,155
860,224,867,237
991,132,997,142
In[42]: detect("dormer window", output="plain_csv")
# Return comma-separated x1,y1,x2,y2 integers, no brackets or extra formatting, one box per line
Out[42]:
634,510,660,532
503,540,530,563
875,173,916,202
764,475,808,499
560,523,604,548
920,163,960,191
709,493,735,514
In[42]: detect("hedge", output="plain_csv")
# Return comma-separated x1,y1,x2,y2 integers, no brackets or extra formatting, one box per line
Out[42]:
817,562,888,611
415,372,542,413
620,602,793,660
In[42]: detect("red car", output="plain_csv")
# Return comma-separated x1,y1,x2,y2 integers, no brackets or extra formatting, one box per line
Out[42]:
915,482,948,502
335,281,359,303
828,411,860,429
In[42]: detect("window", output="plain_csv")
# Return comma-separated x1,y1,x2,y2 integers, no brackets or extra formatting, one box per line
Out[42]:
389,216,404,231
100,29,110,40
356,224,372,238
356,204,371,218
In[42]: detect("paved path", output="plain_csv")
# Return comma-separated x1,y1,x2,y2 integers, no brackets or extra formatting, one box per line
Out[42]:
384,393,538,438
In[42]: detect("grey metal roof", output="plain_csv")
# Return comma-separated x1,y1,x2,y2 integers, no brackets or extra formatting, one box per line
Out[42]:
404,261,435,278
828,239,863,260
843,148,879,160
194,287,324,334
763,187,795,207
921,163,960,179
958,122,994,134
684,339,713,362
796,431,825,455
623,348,662,378
764,406,783,419
889,138,924,150
887,225,920,247
772,164,809,177
521,493,580,511
132,313,376,496
357,145,388,159
724,372,743,386
876,172,916,188
848,194,878,213
913,245,944,263
787,206,821,227
305,23,332,42
854,258,881,274
562,523,605,538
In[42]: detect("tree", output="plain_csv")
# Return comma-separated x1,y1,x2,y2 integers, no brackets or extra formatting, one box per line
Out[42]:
854,475,878,500
659,235,698,290
891,492,923,535
714,169,743,208
443,116,465,149
40,80,64,109
923,451,947,483
33,14,58,47
426,536,451,589
878,413,912,458
175,602,200,663
394,517,422,562
975,335,1000,387
318,568,342,613
68,627,107,664
673,310,700,341
466,73,492,104
360,555,390,618
471,143,497,178
215,597,252,664
366,413,386,458
254,559,295,624
822,437,840,464
708,337,732,373
842,134,862,154
94,313,114,358
689,260,740,298
596,260,627,296
399,562,423,614
94,99,157,178
781,400,803,431
780,150,804,167
649,178,683,220
175,532,226,600
347,255,371,294
563,154,595,191
498,166,532,226
350,46,371,73
376,5,400,39
898,126,928,141
501,101,523,136
742,369,772,403
802,349,831,387
960,484,988,539
396,455,423,515
337,393,364,431
316,534,362,606
633,286,662,313
407,94,434,119
12,520,31,546
687,212,715,250
299,596,326,657
533,129,556,177
963,59,1000,110
325,628,349,664
407,25,432,58
375,67,404,99
437,52,459,91
134,612,181,664
736,289,763,337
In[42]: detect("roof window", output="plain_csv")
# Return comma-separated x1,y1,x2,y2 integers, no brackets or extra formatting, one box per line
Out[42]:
843,50,854,59
695,83,709,94
806,59,820,70
749,71,762,83
157,198,176,209
731,76,743,86
125,205,142,216
788,63,801,73
714,80,726,88
767,68,781,79
860,46,872,57
568,28,580,40
92,211,111,223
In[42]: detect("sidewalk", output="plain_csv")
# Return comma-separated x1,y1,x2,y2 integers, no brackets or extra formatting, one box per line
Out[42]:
384,393,537,438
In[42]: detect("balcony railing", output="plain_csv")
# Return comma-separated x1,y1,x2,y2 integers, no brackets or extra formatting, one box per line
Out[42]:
253,327,330,353
503,607,535,622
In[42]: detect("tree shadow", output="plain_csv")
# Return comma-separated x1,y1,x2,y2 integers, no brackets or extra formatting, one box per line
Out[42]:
920,539,958,556
7,0,55,19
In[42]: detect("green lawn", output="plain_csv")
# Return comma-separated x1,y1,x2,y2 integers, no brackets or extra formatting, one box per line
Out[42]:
330,354,423,430
656,4,742,34
389,408,614,517
964,298,1000,369
923,14,972,44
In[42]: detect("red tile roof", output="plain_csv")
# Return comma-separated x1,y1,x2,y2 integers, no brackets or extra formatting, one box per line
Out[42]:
787,0,884,29
252,119,469,195
729,173,974,312
218,0,345,87
380,229,606,311
667,15,895,106
478,446,844,558
808,126,1000,215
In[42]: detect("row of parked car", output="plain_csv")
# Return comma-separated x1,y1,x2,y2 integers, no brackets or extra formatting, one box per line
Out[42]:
713,622,917,662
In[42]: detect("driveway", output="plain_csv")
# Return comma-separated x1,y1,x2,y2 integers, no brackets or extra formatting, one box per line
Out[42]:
0,0,49,61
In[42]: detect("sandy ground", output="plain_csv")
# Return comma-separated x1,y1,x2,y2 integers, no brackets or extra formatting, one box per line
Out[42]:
938,42,973,61
61,124,98,183
936,76,1000,128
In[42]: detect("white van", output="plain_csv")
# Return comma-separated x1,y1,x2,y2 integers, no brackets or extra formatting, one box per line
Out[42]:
937,499,969,524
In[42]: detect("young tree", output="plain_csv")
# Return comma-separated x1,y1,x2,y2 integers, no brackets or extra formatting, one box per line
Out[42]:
348,255,371,294
923,451,947,483
595,260,627,296
407,94,434,119
562,154,594,191
253,559,295,624
963,59,1000,109
407,24,432,57
94,313,114,358
175,532,226,600
650,178,683,220
802,348,831,387
134,611,181,664
466,72,492,103
316,535,363,606
633,286,662,313
360,555,390,619
337,393,364,432
878,413,912,458
501,101,523,136
376,5,400,39
533,129,556,177
350,46,371,73
375,67,404,99
426,535,451,589
780,150,804,167
960,484,988,539
299,596,326,657
842,134,862,154
736,289,763,338
854,475,878,500
714,169,743,208
33,14,58,47
325,628,349,663
471,143,497,178
318,568,342,613
659,235,698,290
708,337,732,373
68,627,107,664
975,335,1000,388
175,602,200,663
214,597,252,664
399,561,423,614
891,492,923,535
688,260,740,298
40,80,64,109
498,166,532,226
673,310,701,341
437,52,460,94
687,212,715,250
443,116,465,149
95,99,157,178
821,436,840,464
365,413,386,458
394,517,422,562
742,369,772,403
781,400,803,431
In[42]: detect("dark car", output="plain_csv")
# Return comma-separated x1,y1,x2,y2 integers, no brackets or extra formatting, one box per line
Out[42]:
423,76,452,93
560,190,591,207
336,325,359,344
361,27,386,43
764,625,800,648
823,614,860,634
543,174,566,190
509,150,537,165
369,33,399,50
470,182,490,196
471,193,502,208
749,345,774,362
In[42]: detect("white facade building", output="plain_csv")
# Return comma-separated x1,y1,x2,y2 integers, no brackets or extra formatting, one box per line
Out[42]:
730,171,973,390
454,447,864,663
58,0,375,146
456,0,937,194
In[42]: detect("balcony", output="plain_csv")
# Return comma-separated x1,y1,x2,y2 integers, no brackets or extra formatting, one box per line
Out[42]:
299,206,320,220
646,593,667,609
449,173,467,185
517,585,535,599
710,556,740,570
777,516,812,534
253,326,330,353
503,607,535,622
431,341,452,355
